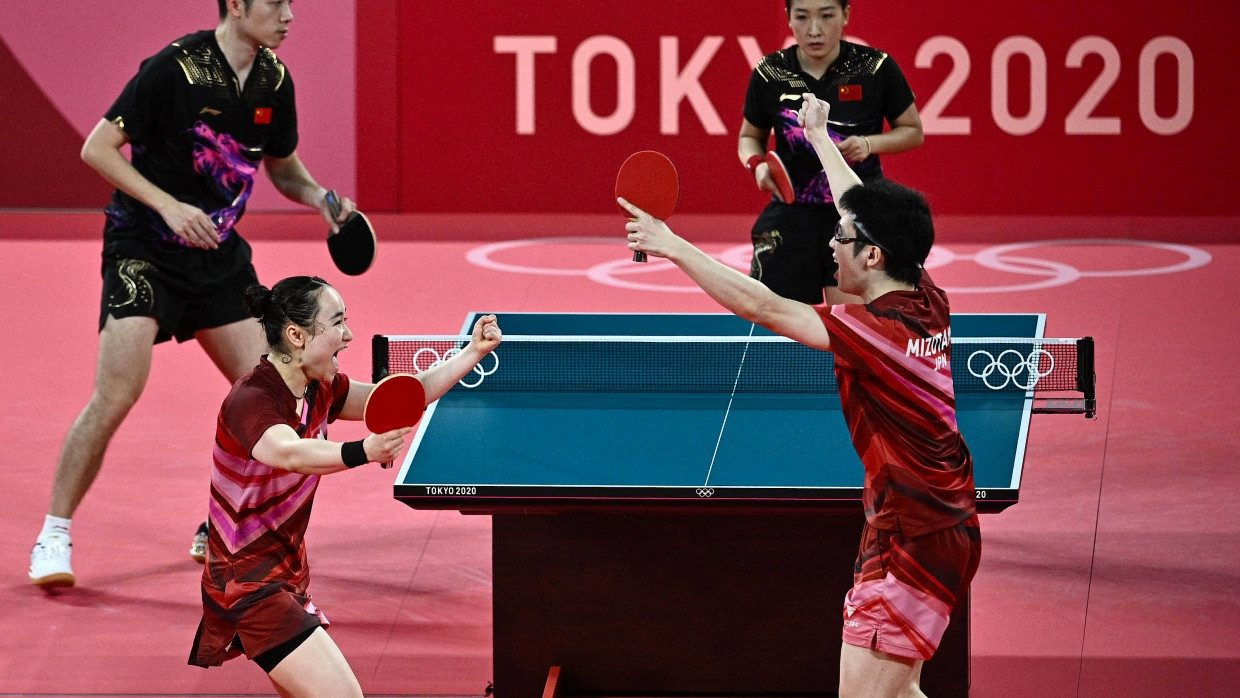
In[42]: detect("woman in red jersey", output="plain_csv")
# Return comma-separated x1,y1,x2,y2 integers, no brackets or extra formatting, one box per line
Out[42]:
188,275,501,697
621,94,978,698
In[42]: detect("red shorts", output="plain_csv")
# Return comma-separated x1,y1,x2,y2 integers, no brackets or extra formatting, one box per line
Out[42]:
188,585,327,668
841,515,981,660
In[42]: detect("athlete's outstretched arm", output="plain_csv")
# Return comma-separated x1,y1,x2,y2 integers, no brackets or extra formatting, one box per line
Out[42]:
798,94,863,219
620,199,832,351
334,315,502,421
251,423,409,474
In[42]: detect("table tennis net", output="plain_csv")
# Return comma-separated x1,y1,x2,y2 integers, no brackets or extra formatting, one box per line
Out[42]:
375,335,1094,414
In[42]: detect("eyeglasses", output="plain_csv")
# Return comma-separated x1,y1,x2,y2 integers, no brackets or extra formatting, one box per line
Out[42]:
832,225,861,245
833,217,873,247
832,215,924,269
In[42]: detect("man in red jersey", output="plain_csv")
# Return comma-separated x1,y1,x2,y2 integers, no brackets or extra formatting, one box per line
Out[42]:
619,93,979,698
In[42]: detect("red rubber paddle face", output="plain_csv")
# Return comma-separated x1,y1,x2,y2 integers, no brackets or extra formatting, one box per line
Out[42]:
765,151,794,204
616,150,679,262
364,373,426,433
615,150,679,221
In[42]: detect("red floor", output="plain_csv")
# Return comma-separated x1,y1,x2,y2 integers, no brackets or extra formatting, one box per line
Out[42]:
1,214,1238,696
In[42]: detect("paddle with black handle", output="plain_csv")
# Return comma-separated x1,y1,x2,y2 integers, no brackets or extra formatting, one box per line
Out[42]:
362,373,427,468
325,189,376,276
615,151,680,263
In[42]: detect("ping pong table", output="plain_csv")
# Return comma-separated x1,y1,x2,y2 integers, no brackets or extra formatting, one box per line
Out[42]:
375,312,1094,698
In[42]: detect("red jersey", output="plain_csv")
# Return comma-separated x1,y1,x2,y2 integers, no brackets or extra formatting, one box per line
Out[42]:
815,272,976,536
191,357,349,665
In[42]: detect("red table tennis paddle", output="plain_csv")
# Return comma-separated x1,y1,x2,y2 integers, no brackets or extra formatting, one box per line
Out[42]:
765,151,795,204
615,150,679,263
363,373,426,468
325,190,376,276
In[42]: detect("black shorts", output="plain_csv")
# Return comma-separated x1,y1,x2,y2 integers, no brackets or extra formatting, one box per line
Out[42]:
749,201,841,304
99,231,259,344
252,625,318,673
217,625,319,674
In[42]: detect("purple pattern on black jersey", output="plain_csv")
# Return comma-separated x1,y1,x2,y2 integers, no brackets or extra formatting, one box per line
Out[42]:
105,193,181,242
103,123,259,246
777,108,883,204
778,108,841,203
778,108,815,150
189,121,258,240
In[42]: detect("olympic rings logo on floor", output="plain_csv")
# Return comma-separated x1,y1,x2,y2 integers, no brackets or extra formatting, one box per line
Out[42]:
465,238,1212,294
967,348,1055,390
412,347,499,388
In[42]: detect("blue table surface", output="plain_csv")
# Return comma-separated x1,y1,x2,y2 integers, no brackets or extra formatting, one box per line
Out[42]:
393,313,1043,503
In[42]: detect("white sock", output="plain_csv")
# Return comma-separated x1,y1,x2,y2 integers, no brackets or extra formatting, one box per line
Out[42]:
39,515,72,541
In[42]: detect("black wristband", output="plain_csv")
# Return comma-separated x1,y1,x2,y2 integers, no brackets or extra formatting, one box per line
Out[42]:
341,440,369,468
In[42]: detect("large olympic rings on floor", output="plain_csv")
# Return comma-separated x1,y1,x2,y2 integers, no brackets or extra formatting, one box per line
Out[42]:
925,239,1212,293
412,346,499,388
465,238,1212,294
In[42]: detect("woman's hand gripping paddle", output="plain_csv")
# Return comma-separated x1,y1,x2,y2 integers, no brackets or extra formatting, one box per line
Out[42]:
363,373,426,468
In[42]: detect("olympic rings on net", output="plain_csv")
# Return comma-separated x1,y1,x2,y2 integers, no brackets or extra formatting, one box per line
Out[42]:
967,348,1055,391
411,347,499,388
466,237,1212,294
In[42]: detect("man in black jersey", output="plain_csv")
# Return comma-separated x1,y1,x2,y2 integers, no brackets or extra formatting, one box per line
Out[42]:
30,0,357,589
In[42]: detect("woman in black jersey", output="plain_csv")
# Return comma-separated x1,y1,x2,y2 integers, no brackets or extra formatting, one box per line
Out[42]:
737,0,924,305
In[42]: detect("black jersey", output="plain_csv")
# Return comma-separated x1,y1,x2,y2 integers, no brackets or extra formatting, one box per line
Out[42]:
743,42,915,205
103,30,298,245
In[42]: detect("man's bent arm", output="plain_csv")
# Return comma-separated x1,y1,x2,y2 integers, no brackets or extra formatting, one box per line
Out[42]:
800,94,863,219
81,118,221,248
263,151,328,209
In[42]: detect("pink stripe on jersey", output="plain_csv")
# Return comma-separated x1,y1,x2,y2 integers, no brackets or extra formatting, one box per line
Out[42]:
209,475,318,553
830,305,954,391
211,443,306,511
829,306,958,428
209,441,319,553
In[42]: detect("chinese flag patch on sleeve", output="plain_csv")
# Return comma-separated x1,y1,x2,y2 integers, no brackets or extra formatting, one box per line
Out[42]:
838,85,863,101
253,107,272,124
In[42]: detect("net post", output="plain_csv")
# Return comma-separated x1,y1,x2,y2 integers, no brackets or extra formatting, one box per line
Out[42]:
1077,337,1096,418
372,334,391,383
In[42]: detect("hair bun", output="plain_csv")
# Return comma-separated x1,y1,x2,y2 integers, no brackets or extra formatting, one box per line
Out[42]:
243,284,274,319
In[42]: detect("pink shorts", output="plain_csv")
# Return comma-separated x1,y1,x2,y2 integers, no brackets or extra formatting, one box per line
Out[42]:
841,516,981,660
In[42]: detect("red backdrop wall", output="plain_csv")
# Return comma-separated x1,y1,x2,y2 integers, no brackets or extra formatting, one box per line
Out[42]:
357,0,1239,217
0,36,113,208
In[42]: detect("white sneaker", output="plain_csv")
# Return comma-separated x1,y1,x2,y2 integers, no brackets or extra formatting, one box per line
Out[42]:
30,536,75,589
